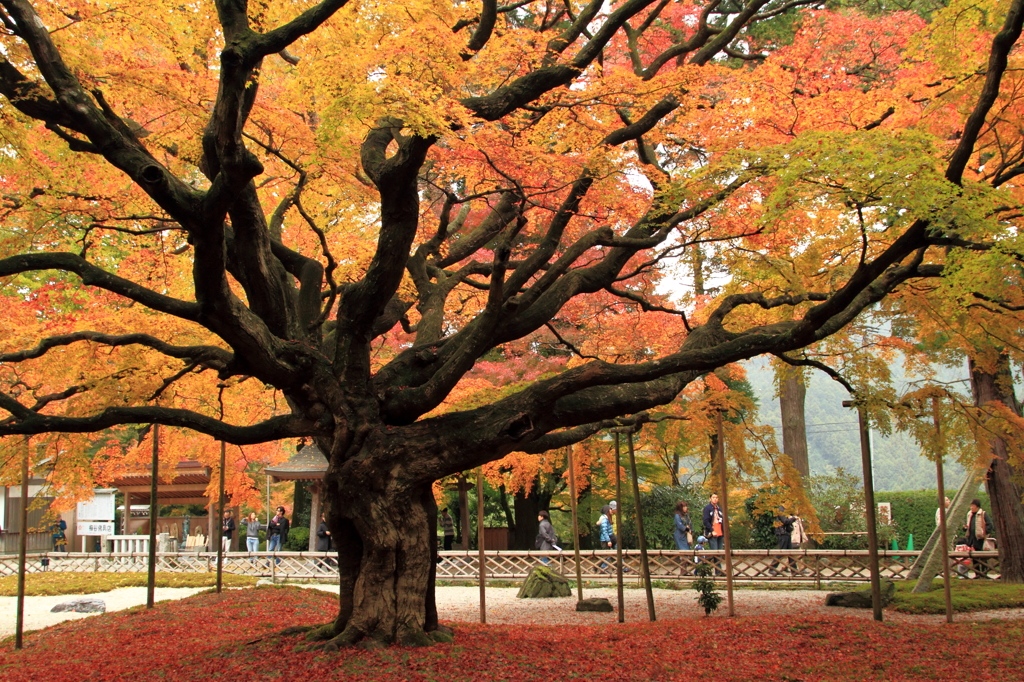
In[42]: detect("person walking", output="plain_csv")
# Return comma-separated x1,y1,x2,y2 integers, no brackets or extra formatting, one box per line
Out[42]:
267,506,290,563
609,500,618,544
770,507,796,576
790,513,810,576
702,494,724,550
241,512,261,562
598,505,615,550
315,512,335,570
440,508,456,551
702,493,724,575
935,496,952,529
536,510,559,564
316,513,332,552
673,501,692,550
964,498,994,578
221,510,236,553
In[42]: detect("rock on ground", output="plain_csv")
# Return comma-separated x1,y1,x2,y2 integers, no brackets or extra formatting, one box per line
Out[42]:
576,597,614,612
517,565,572,598
50,598,106,613
825,579,896,608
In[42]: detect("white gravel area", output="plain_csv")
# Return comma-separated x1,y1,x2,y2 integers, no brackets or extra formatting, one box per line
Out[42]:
5,584,1024,638
0,586,210,638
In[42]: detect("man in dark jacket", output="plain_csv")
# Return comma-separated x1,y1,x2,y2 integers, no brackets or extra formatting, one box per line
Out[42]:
702,494,724,550
771,507,797,575
267,506,290,563
221,510,236,553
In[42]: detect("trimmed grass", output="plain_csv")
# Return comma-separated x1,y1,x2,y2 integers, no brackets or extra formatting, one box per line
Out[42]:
891,579,1024,614
0,571,258,597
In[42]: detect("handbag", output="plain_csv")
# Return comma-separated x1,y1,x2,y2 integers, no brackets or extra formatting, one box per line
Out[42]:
686,531,694,546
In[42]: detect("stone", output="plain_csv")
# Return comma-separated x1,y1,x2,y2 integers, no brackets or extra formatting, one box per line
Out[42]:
576,597,613,612
516,565,572,599
51,598,106,613
825,579,896,608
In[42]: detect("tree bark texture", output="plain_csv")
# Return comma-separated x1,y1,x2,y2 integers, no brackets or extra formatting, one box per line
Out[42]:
322,457,440,648
970,355,1024,584
779,367,810,478
513,488,552,550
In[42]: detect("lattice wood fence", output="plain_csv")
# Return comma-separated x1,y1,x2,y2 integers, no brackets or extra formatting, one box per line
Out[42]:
0,549,1001,582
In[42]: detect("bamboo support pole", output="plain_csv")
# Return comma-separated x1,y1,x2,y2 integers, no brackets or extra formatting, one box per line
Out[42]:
477,469,486,624
716,412,735,617
845,400,883,622
614,433,625,623
626,431,656,622
15,436,30,650
567,444,584,603
933,397,954,624
216,440,226,593
147,424,159,609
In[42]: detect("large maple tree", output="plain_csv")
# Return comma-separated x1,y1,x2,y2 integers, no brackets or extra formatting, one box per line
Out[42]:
3,0,1024,647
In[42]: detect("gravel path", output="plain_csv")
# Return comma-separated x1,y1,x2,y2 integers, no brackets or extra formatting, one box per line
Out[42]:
5,584,1024,638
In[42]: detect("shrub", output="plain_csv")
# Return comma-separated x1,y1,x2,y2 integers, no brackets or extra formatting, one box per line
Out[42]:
744,489,783,550
877,490,994,549
807,469,898,550
284,527,310,551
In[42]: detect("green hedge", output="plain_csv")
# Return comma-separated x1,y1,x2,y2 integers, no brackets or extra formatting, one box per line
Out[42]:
876,490,993,549
284,526,310,551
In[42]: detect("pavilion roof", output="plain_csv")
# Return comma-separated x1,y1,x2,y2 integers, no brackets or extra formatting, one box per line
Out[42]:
108,461,213,505
264,444,328,482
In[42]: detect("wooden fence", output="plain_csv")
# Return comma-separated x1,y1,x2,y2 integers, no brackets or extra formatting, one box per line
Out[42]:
0,548,1001,584
0,532,52,555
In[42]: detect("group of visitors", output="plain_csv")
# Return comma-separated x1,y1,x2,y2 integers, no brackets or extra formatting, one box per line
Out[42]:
937,496,995,578
214,506,295,553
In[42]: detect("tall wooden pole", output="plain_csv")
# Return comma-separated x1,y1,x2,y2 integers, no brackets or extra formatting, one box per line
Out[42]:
932,397,954,624
567,444,585,603
216,439,226,593
626,431,656,622
477,468,486,623
15,435,30,650
845,400,883,622
613,433,625,623
716,411,735,617
147,424,159,609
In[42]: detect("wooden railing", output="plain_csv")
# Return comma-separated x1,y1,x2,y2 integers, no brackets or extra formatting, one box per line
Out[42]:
0,548,1002,583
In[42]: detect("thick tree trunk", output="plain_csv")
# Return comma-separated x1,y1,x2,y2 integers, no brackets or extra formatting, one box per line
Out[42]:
497,484,516,538
318,451,446,648
512,487,552,550
779,367,810,478
970,355,1024,583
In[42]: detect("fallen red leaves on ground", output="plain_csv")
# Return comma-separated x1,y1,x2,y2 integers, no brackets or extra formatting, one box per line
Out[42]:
2,586,1020,681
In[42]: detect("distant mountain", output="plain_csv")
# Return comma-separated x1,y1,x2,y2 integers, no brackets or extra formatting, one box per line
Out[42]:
743,358,968,492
